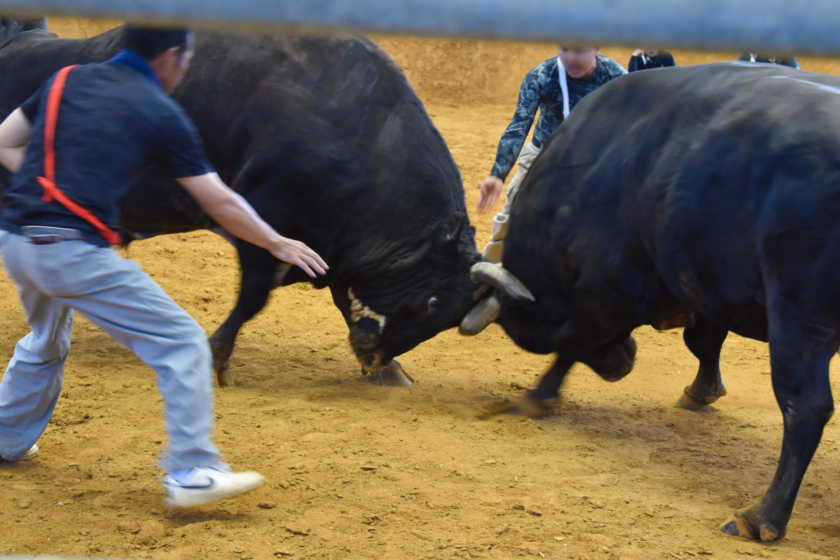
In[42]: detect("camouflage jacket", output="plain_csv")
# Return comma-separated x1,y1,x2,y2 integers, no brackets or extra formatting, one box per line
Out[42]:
491,55,626,181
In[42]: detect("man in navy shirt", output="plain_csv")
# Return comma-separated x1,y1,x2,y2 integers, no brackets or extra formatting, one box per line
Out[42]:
0,27,327,508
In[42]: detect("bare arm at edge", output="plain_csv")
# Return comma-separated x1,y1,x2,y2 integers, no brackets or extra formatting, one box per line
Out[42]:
178,173,328,278
0,109,32,174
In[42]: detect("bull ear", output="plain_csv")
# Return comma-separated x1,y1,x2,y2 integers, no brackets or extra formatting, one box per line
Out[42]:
440,212,466,246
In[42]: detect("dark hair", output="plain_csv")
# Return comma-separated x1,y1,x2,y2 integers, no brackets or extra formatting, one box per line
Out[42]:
123,26,193,61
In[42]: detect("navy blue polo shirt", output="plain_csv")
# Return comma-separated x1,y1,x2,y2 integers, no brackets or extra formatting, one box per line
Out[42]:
0,49,213,246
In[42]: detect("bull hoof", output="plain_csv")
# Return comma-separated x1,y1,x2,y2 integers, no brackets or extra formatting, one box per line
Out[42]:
676,385,727,411
217,366,235,388
720,504,786,542
364,360,414,387
478,397,559,420
209,338,235,388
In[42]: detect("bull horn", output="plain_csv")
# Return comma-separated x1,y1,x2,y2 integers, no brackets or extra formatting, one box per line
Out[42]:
459,295,501,336
472,283,490,301
470,262,535,302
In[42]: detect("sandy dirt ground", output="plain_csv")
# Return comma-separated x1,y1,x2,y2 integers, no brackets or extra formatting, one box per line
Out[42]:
2,21,840,560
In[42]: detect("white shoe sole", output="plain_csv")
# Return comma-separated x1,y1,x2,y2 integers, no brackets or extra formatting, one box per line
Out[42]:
1,444,38,462
163,473,265,509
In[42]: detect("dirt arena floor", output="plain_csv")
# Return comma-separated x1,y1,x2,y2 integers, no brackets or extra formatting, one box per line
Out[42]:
2,20,840,560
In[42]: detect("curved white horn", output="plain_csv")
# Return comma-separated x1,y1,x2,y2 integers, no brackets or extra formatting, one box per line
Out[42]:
459,295,501,336
472,283,490,301
470,262,535,302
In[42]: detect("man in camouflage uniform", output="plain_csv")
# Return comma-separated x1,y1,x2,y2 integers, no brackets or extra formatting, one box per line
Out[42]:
477,47,626,262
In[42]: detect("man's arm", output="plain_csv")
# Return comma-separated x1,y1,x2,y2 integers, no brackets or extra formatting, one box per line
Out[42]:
0,109,32,174
490,72,542,182
161,105,327,277
476,69,542,214
628,55,641,73
178,173,327,278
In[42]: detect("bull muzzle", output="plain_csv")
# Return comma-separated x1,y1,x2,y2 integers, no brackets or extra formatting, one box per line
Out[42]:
350,327,387,375
347,288,389,374
459,262,534,336
359,353,386,375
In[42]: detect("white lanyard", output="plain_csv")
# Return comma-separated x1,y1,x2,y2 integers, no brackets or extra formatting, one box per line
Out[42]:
556,55,571,119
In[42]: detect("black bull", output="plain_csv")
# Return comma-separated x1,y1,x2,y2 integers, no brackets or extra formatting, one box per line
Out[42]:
463,62,840,541
0,27,484,386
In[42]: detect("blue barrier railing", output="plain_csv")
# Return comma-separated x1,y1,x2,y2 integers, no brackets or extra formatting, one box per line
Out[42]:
0,0,836,54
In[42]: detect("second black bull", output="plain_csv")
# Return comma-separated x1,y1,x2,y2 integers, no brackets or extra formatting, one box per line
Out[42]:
463,62,840,541
0,28,485,386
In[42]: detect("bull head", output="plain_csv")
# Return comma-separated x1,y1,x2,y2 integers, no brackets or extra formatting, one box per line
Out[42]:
341,210,487,374
459,262,535,336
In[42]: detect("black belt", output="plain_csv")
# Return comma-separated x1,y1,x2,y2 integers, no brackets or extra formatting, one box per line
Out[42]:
531,139,542,149
20,226,84,246
30,235,64,246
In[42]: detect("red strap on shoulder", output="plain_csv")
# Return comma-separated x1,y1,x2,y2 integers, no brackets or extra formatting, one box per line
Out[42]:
38,65,122,246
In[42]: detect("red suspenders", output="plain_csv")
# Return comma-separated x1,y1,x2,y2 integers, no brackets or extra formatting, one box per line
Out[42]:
36,65,122,246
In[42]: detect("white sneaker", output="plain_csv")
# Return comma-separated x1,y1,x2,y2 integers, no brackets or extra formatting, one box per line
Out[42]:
0,444,39,462
162,467,265,508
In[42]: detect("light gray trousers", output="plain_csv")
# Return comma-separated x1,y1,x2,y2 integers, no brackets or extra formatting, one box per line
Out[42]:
0,230,221,473
482,142,542,263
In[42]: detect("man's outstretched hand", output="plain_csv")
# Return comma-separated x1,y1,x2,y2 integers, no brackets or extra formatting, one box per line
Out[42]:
477,176,504,215
270,237,328,278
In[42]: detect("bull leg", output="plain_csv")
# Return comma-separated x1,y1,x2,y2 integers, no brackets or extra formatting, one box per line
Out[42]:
525,356,574,409
209,244,275,387
481,356,574,419
721,305,835,541
676,318,729,410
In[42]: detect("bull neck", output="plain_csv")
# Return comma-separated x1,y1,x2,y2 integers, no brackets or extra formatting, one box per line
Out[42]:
109,49,163,90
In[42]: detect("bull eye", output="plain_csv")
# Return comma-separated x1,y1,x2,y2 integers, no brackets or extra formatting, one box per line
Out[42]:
427,296,439,312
